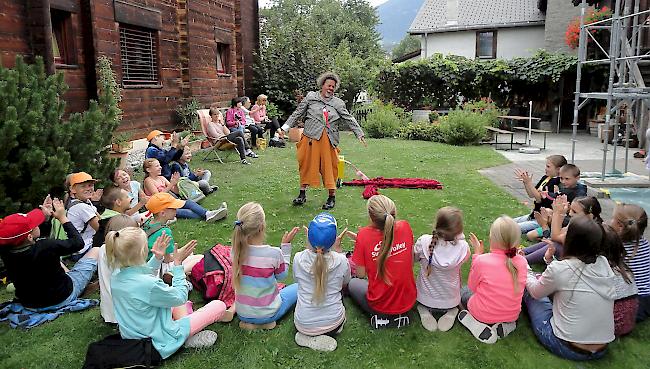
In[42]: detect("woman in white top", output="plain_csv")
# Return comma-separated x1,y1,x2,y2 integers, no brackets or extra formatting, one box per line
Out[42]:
525,215,617,361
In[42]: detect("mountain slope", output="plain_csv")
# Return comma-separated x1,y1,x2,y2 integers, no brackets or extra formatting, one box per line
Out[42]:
376,0,425,49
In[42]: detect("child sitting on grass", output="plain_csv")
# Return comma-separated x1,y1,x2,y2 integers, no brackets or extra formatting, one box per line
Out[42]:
414,207,469,332
98,214,139,324
92,186,132,248
232,202,298,330
524,217,616,360
293,213,350,352
107,227,231,357
66,172,101,260
171,149,218,196
459,216,528,344
0,196,99,310
109,169,149,219
610,203,649,321
143,158,226,222
348,195,416,329
512,155,566,234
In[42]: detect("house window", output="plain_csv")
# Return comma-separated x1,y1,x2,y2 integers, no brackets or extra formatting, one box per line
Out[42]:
476,31,497,59
216,43,230,74
51,9,75,65
119,24,159,86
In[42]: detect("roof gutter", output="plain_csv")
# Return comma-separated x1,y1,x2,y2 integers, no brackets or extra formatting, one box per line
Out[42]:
408,20,545,35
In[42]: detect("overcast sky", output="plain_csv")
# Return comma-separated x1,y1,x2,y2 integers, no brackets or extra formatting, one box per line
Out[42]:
258,0,389,8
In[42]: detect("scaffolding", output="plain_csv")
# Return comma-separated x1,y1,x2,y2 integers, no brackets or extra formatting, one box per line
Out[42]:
571,0,650,179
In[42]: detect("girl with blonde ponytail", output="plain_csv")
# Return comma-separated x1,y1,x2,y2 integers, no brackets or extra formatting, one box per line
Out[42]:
457,216,528,344
293,213,350,352
107,227,230,357
232,202,300,331
414,207,469,332
348,195,416,329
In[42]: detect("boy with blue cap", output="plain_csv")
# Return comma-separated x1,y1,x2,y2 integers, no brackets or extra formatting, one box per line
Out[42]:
292,212,350,352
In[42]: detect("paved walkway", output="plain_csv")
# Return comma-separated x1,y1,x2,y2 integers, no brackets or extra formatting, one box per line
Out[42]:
479,131,649,236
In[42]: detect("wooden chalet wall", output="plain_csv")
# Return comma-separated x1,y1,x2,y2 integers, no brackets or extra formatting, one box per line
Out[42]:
1,0,259,137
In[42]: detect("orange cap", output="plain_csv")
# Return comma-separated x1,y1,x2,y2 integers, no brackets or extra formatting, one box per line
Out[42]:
69,172,97,188
147,130,164,142
146,193,185,214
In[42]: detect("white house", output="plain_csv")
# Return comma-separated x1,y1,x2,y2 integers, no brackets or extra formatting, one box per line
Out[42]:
409,0,548,59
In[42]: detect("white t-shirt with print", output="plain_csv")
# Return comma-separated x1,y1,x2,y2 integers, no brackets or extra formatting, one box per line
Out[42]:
67,200,98,255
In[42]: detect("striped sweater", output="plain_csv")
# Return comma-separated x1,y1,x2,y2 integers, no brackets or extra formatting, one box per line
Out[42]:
234,244,290,319
624,238,650,296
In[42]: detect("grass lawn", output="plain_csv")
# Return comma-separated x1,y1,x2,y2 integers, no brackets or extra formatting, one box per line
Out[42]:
1,134,649,368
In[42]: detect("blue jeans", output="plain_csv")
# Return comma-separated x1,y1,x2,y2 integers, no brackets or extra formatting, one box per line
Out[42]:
524,291,607,361
176,199,207,219
239,283,298,324
513,214,540,234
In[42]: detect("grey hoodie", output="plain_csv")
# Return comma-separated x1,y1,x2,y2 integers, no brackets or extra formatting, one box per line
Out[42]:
526,256,617,344
293,249,351,335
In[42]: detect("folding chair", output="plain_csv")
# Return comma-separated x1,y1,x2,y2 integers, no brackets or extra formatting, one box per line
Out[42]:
197,109,238,163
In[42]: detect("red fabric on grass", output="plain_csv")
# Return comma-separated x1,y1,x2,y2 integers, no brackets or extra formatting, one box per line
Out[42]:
344,177,443,198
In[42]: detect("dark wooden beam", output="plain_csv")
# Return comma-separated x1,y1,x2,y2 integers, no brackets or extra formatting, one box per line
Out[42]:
50,0,79,13
113,0,162,30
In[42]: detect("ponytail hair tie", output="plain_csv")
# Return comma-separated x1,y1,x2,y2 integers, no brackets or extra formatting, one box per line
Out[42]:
115,231,120,238
315,247,324,254
628,219,636,226
504,247,517,258
234,220,243,228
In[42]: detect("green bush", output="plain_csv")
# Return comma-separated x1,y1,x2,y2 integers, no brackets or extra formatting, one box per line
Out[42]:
397,122,443,142
363,102,403,138
439,110,488,146
462,98,506,127
429,110,440,123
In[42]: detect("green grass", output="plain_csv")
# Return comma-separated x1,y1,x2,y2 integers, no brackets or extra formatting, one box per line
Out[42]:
2,134,649,368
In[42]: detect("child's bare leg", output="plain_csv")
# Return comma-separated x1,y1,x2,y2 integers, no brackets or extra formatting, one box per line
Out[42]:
182,254,204,275
60,261,69,272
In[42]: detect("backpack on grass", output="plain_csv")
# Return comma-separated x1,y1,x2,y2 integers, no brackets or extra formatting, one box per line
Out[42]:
82,334,162,369
176,177,205,203
189,244,235,307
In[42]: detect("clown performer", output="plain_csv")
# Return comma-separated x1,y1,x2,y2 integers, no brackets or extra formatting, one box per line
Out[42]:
279,72,366,210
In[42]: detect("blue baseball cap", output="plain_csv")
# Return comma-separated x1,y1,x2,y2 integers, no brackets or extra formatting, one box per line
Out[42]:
308,212,337,250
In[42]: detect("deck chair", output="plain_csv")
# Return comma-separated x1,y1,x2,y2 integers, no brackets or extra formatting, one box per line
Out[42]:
197,109,238,163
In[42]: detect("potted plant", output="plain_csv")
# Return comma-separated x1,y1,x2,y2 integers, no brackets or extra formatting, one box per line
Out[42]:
565,7,612,53
111,132,133,153
176,98,202,135
413,96,437,123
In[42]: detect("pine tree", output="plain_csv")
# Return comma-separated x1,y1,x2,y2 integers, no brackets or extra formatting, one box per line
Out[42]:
0,56,122,214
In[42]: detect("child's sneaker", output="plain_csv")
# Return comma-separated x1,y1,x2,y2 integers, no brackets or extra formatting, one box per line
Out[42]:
241,159,251,165
458,310,497,344
417,304,437,332
437,307,459,332
495,321,517,339
205,208,227,222
295,332,337,352
184,330,218,348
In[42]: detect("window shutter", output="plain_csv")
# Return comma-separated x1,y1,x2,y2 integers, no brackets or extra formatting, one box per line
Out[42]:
119,25,159,86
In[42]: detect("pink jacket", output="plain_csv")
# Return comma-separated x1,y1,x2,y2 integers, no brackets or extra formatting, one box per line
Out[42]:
251,104,266,123
225,107,245,129
467,248,528,324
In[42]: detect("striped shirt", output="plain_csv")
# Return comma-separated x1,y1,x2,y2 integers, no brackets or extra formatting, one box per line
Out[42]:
625,238,650,296
234,245,289,319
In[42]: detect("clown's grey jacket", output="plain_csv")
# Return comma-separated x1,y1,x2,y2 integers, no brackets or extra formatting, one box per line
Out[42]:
281,91,364,147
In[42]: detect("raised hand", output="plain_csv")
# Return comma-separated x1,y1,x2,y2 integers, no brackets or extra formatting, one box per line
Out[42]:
332,227,349,253
151,233,171,260
514,168,532,183
282,226,301,244
174,240,197,266
52,198,67,221
170,172,181,186
180,136,190,147
469,232,484,255
40,195,53,217
552,195,569,215
543,239,556,264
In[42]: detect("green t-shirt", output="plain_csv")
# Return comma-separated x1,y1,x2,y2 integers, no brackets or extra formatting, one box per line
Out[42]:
141,218,174,258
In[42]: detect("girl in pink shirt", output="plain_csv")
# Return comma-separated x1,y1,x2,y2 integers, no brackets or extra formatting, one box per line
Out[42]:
459,216,528,344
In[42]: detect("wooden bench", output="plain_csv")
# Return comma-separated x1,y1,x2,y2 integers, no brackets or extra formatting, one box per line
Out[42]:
512,127,552,150
484,126,515,150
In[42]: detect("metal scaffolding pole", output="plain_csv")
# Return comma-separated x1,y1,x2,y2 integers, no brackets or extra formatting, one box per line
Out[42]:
571,0,588,164
602,0,622,180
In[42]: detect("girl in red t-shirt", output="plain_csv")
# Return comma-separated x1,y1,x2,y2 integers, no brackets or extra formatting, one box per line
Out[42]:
348,195,416,329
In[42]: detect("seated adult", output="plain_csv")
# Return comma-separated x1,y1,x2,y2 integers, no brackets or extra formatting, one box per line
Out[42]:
145,130,188,180
241,96,263,148
225,98,246,133
251,94,283,139
207,107,257,164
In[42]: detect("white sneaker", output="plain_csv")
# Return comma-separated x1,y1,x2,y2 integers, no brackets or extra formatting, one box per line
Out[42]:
184,330,218,349
294,332,337,352
221,202,227,210
205,208,228,222
166,217,177,225
417,304,437,332
437,307,459,332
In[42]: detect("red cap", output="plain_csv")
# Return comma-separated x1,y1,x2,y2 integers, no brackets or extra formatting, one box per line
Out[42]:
0,209,46,246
